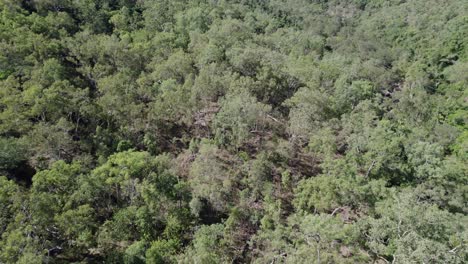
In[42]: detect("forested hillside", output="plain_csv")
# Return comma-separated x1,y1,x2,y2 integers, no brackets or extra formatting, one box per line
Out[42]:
0,0,467,263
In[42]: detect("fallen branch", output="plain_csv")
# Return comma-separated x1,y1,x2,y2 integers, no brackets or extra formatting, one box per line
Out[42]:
331,207,343,216
267,114,282,124
365,160,376,178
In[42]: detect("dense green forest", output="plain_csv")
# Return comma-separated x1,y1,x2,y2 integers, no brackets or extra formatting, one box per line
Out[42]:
0,0,467,263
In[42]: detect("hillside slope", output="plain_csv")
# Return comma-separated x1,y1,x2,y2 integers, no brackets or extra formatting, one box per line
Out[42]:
0,0,467,263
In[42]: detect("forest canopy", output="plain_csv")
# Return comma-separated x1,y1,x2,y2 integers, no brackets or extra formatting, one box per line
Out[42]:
0,0,467,263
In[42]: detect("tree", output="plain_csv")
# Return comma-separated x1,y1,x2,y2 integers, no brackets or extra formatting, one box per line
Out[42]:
178,224,228,264
0,138,27,172
362,189,467,263
0,0,467,262
0,176,21,236
214,90,271,148
189,140,237,213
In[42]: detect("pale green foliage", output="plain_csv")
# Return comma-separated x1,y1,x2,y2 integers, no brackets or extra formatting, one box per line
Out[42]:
294,170,387,213
178,224,227,264
363,190,467,263
214,90,271,147
189,141,235,212
146,239,179,264
253,214,368,264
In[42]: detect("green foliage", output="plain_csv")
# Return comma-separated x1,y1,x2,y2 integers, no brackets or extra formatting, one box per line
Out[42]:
214,90,271,148
362,190,467,263
294,170,387,213
252,214,369,263
146,239,179,264
178,224,228,264
0,0,466,262
0,176,21,235
189,141,236,212
0,138,27,171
